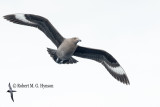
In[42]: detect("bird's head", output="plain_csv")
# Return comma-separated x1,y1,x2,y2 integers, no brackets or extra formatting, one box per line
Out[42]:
72,37,81,44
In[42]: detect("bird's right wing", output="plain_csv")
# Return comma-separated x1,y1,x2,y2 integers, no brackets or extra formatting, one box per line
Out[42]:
74,46,130,85
4,13,64,47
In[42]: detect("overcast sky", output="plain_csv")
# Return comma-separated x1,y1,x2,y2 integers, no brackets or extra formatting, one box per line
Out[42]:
0,0,160,107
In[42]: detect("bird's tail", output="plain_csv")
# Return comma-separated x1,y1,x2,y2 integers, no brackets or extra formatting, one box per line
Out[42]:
47,48,78,64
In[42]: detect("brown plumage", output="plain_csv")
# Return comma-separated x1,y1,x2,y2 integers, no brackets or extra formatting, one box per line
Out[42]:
4,13,130,85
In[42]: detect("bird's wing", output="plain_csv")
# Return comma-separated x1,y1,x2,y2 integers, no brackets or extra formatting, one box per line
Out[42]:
10,93,14,102
73,46,130,85
8,83,12,90
3,13,64,47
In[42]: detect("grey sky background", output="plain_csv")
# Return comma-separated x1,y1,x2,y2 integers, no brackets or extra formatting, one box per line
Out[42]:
0,0,160,107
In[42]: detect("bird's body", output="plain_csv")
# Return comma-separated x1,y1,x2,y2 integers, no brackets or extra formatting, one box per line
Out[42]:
4,13,130,84
56,38,80,61
7,83,16,102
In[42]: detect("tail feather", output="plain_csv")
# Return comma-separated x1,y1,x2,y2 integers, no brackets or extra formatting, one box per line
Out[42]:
47,48,57,62
47,48,78,64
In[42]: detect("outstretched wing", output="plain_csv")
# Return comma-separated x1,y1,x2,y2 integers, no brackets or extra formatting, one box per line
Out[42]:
3,13,64,47
8,83,12,90
10,93,14,102
74,46,130,85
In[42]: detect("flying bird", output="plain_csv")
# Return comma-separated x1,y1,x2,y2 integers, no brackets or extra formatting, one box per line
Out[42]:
7,83,16,102
4,13,130,85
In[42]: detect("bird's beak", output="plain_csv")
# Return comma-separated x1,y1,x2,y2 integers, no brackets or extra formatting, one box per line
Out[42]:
78,39,81,42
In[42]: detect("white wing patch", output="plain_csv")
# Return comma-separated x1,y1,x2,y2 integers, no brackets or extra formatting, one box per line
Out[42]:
15,13,35,24
104,62,125,75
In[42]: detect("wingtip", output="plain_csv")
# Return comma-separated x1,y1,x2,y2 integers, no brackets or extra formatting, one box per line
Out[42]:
124,81,130,85
47,47,50,50
122,75,130,85
3,14,13,19
3,14,16,23
110,72,130,85
3,15,6,19
3,14,8,19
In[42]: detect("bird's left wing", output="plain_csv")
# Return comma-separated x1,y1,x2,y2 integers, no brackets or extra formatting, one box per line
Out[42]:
73,46,130,85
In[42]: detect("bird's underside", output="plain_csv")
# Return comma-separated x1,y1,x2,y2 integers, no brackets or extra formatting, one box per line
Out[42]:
4,13,130,85
47,48,78,64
